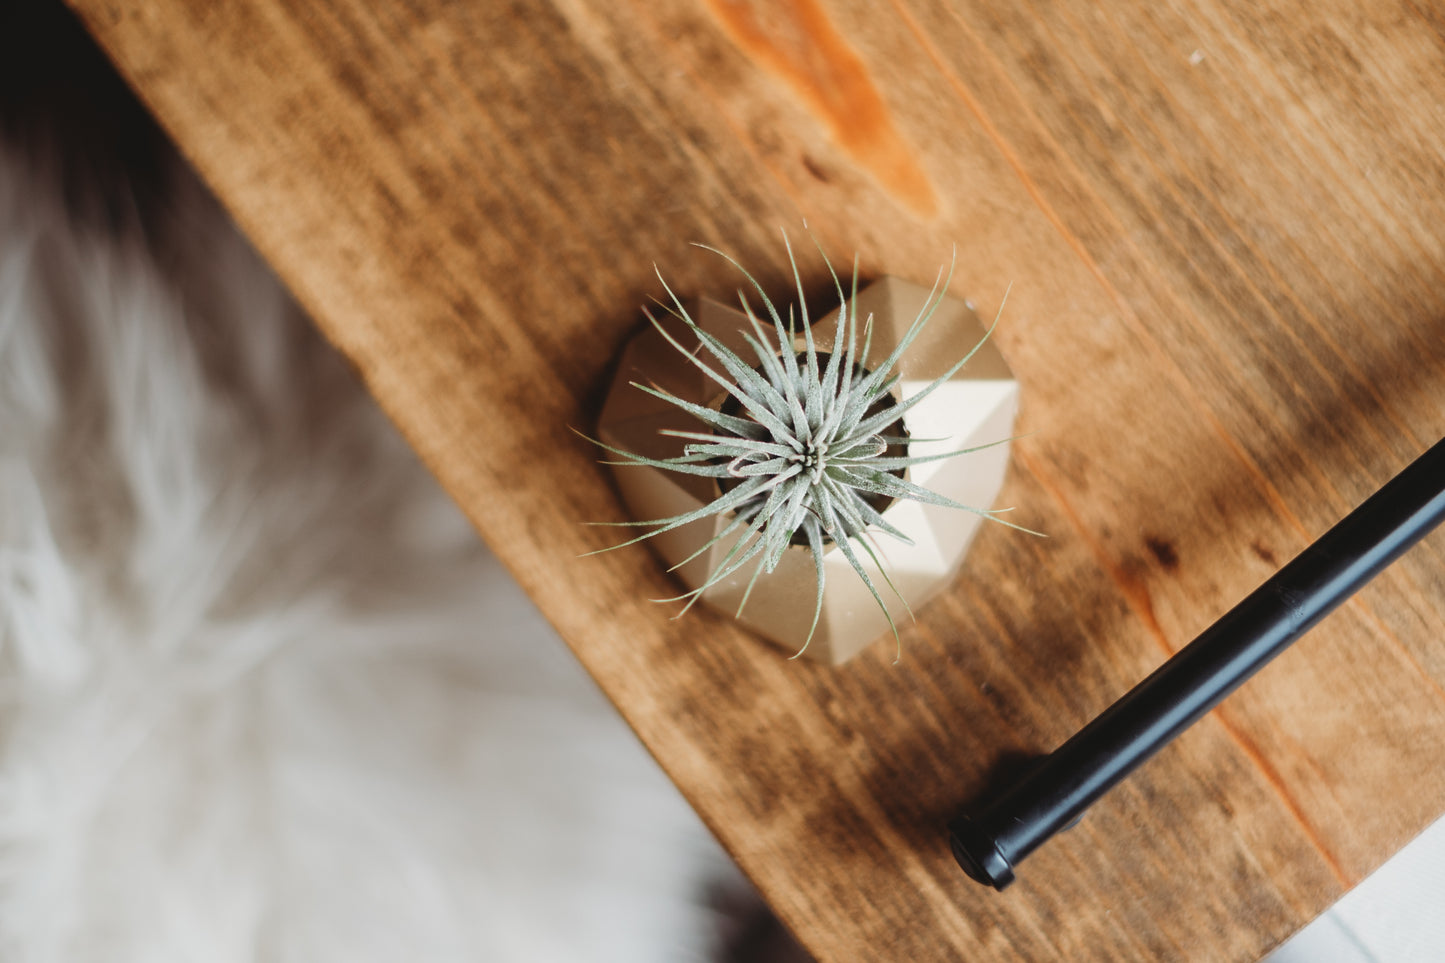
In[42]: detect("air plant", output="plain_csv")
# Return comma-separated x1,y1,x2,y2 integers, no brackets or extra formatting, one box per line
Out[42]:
587,233,1036,658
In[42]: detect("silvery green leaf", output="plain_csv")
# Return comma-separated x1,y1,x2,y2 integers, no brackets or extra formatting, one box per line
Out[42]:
628,382,767,439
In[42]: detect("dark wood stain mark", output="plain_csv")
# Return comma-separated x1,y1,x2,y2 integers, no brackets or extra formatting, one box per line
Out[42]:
703,0,939,216
1251,540,1279,567
1145,535,1180,571
800,152,831,183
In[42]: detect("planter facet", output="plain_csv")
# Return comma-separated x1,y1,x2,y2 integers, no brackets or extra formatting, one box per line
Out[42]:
597,277,1018,664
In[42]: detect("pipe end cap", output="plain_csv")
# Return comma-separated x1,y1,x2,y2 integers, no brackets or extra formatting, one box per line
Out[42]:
948,817,1015,891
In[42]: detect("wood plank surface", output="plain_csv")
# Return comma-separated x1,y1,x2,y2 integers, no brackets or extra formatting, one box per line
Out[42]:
67,0,1445,959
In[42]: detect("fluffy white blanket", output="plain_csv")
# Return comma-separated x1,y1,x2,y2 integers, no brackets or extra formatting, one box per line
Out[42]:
0,146,773,962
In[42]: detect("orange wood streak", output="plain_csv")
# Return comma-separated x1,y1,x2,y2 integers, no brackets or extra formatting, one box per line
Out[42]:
703,0,939,216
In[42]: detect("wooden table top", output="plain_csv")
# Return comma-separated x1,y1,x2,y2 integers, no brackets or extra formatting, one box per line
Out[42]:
71,0,1445,958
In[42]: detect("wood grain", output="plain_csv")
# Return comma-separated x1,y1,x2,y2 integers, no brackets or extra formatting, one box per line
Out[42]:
67,0,1445,958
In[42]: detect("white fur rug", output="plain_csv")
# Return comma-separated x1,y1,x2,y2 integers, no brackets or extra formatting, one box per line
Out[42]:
0,137,777,962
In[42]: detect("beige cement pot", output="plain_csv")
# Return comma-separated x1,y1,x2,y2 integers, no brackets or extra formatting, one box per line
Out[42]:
597,276,1019,665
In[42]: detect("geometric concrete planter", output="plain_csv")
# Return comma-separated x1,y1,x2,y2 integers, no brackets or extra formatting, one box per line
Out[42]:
597,276,1019,665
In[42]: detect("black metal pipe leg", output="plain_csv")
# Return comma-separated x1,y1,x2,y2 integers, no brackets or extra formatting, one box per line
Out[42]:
950,436,1445,890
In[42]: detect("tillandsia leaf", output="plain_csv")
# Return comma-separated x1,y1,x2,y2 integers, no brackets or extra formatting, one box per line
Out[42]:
627,383,768,439
738,328,799,423
582,470,784,541
851,255,955,401
570,430,733,476
647,286,799,437
649,316,797,443
794,518,828,659
829,521,900,645
858,435,1018,470
853,531,915,664
668,510,753,573
663,481,803,613
835,466,1044,536
849,289,1009,441
587,231,1039,659
661,430,800,457
783,236,827,430
841,486,914,545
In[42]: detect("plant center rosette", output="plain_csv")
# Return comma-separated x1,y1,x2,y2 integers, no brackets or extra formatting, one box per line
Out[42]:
712,350,910,546
591,237,1030,664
